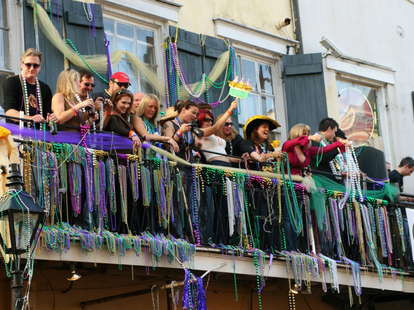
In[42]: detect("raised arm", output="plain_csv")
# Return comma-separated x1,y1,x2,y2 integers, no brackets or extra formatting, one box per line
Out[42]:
282,135,310,152
200,100,237,137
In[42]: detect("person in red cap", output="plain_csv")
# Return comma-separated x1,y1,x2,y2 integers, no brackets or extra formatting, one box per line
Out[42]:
93,72,131,129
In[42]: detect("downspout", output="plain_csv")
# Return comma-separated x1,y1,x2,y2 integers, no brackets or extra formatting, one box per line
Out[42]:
290,0,303,54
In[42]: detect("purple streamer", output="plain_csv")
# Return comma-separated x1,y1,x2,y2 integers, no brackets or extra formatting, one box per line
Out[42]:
104,33,113,79
197,277,207,310
2,122,132,151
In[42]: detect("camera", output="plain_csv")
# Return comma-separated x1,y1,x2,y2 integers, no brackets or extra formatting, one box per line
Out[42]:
190,121,204,137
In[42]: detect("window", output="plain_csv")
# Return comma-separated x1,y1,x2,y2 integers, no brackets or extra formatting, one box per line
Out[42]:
103,17,157,94
236,56,276,126
0,0,8,69
336,79,381,144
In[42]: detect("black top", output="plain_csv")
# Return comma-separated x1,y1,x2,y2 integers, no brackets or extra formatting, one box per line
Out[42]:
310,141,340,178
2,75,52,119
104,114,132,137
241,140,274,170
389,169,404,192
225,134,247,157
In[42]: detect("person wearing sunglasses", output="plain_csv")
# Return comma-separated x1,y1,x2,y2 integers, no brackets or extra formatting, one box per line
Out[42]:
94,71,130,103
216,114,247,164
2,48,52,124
78,70,95,101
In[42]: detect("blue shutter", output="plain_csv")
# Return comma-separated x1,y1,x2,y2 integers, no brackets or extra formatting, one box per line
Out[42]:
282,53,328,132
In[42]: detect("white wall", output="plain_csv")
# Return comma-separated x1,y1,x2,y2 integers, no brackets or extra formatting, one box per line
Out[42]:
298,0,414,192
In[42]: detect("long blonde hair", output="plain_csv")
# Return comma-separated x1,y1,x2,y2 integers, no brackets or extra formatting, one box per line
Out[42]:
136,94,160,124
289,123,311,139
56,69,80,102
216,113,237,141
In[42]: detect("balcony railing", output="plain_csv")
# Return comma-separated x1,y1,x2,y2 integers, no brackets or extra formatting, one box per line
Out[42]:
1,122,413,299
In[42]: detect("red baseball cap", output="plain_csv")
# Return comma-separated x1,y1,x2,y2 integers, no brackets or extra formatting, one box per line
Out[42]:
111,72,130,84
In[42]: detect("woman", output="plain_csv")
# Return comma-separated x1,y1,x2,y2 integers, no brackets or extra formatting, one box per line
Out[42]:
242,115,282,169
197,102,238,167
162,100,200,161
103,89,140,147
51,69,95,129
132,94,178,152
216,114,247,161
282,123,347,176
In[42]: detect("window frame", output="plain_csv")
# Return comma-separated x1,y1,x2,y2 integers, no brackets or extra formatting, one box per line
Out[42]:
102,6,165,95
334,73,392,161
234,50,287,140
0,0,9,70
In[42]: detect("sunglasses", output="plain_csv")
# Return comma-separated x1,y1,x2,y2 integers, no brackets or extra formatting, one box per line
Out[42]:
115,81,130,88
24,63,40,69
84,82,95,88
204,118,214,123
224,122,233,127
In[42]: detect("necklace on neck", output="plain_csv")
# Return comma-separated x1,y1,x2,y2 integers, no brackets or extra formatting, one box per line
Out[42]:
21,75,43,119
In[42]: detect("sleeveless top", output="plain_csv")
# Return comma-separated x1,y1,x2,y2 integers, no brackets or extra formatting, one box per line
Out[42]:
201,135,227,162
63,97,84,130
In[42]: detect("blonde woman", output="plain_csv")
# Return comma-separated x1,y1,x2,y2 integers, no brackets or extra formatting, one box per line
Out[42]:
50,69,94,129
132,94,178,152
282,123,347,176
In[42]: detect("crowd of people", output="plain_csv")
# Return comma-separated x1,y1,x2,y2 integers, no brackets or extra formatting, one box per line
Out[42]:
1,48,413,189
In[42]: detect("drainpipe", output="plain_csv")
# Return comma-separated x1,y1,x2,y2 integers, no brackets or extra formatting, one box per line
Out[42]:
290,0,303,54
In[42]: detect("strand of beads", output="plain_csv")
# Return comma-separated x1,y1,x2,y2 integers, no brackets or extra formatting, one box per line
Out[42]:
21,76,43,127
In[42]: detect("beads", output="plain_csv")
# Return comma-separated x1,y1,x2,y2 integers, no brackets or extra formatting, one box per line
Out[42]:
21,75,43,123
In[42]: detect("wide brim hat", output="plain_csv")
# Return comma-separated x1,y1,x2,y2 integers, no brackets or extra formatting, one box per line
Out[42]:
243,115,281,139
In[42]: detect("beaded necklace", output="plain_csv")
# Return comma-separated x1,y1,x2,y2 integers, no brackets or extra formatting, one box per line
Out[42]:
20,75,43,119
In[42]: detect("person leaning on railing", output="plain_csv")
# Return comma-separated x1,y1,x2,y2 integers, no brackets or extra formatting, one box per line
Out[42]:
241,115,282,170
132,94,178,153
103,89,141,148
49,69,96,130
161,100,200,161
282,123,349,176
2,48,52,124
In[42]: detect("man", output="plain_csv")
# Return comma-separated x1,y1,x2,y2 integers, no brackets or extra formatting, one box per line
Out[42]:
94,71,130,102
78,70,95,101
311,118,343,179
389,157,414,192
2,48,52,123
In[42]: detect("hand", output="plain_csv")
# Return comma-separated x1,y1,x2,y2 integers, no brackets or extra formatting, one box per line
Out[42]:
337,137,351,147
228,100,238,112
75,99,94,111
30,114,45,123
271,149,282,159
241,152,250,161
131,135,141,148
168,138,179,153
179,123,192,133
47,113,58,123
309,133,322,143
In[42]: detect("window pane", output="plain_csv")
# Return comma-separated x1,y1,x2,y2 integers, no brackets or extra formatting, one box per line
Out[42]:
0,31,5,68
117,22,133,38
261,96,275,119
137,43,154,65
137,28,154,45
0,1,4,28
259,64,273,95
103,18,114,34
337,80,380,144
117,37,134,52
240,58,257,91
237,94,260,126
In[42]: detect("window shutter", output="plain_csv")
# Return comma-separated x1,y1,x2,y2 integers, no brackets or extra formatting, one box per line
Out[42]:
64,0,107,91
282,53,328,132
23,0,65,91
168,27,236,125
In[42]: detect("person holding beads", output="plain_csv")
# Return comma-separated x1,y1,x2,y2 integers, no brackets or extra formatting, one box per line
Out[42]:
242,115,282,170
132,94,178,152
49,69,95,129
282,123,348,176
2,48,52,123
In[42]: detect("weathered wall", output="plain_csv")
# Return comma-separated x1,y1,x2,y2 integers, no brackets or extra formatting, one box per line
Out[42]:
298,0,414,192
3,262,343,310
175,0,295,39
